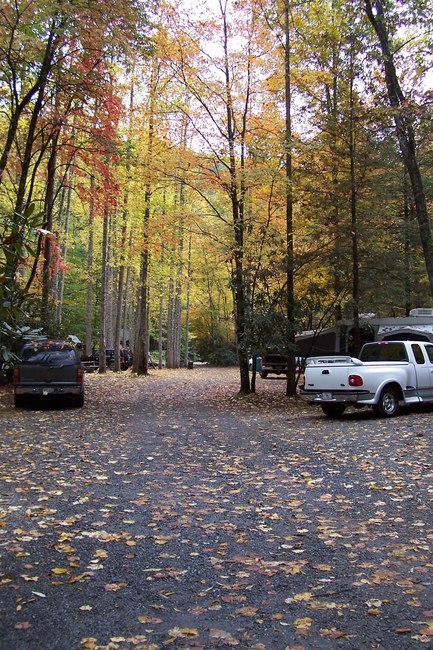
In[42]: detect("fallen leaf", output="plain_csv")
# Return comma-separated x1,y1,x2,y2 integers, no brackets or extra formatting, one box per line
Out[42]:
209,628,239,645
104,582,127,592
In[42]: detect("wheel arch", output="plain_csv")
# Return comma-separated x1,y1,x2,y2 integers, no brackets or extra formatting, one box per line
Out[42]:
373,380,404,403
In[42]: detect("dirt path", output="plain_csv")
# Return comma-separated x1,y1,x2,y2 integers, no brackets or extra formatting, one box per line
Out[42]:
0,368,432,649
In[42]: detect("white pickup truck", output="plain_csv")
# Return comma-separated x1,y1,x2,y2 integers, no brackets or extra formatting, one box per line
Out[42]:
300,340,433,417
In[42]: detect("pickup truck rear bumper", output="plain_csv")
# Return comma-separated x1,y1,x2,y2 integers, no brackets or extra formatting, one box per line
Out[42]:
15,385,83,397
300,389,375,404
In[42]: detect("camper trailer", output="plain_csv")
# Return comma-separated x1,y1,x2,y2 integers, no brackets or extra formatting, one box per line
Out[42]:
295,308,433,360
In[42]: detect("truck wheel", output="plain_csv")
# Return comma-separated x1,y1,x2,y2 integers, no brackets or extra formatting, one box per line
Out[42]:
373,386,399,418
74,393,84,408
14,394,26,408
321,403,346,417
260,370,268,379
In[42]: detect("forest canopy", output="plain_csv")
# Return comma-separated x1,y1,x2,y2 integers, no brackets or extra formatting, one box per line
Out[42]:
0,0,432,392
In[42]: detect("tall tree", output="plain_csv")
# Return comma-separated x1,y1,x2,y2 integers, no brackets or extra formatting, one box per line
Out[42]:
365,0,433,298
283,0,297,396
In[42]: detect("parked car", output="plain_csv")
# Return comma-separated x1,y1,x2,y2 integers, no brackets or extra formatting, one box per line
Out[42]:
13,340,85,407
87,348,133,371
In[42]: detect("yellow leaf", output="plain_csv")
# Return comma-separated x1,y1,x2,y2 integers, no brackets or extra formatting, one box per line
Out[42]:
52,568,68,575
294,592,313,602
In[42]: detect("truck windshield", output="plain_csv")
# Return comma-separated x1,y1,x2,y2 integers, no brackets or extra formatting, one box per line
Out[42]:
360,342,408,362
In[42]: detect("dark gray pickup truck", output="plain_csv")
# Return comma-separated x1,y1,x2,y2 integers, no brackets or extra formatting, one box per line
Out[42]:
13,340,85,407
260,349,288,378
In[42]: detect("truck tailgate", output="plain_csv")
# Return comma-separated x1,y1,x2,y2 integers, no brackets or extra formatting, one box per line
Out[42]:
18,364,79,384
304,356,362,391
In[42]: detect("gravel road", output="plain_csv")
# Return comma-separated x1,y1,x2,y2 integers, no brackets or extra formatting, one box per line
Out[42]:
0,367,432,650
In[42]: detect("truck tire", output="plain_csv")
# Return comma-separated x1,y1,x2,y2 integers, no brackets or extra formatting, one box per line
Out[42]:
74,393,84,408
260,370,268,379
373,386,399,418
14,394,26,408
321,403,346,417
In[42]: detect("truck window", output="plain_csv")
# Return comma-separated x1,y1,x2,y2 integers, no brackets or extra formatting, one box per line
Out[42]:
411,344,426,364
426,345,433,363
360,342,408,362
21,348,77,366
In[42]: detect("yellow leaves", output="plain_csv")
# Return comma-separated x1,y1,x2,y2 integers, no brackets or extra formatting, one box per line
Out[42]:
294,616,313,636
51,567,69,575
320,627,349,639
67,573,89,584
285,592,314,604
369,482,393,491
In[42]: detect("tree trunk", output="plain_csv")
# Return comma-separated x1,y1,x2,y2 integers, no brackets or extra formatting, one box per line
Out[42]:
55,167,74,326
365,0,433,297
0,23,59,185
98,207,109,374
221,4,250,394
284,0,296,397
133,61,158,375
403,172,413,315
41,131,59,333
86,176,95,358
349,56,361,354
184,232,192,366
114,212,128,372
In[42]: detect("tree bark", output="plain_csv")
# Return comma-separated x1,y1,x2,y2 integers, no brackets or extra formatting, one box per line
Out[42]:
0,21,59,185
221,2,250,394
85,176,95,358
349,55,361,354
365,0,433,297
284,0,296,396
98,208,109,374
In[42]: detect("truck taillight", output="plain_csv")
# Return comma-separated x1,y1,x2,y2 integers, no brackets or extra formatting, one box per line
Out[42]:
349,374,363,387
77,367,84,383
12,367,20,383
